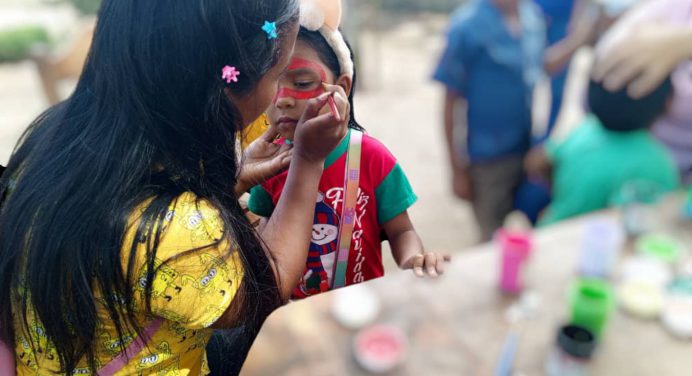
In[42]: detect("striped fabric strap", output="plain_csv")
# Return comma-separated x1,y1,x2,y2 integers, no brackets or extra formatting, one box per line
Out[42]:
0,317,163,376
98,318,164,376
331,130,363,289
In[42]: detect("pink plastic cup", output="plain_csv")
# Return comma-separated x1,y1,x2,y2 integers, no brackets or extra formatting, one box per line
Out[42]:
497,230,533,294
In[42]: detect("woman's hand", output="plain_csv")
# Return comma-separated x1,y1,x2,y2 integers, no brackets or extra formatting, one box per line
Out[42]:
292,84,350,164
236,127,293,197
593,23,692,98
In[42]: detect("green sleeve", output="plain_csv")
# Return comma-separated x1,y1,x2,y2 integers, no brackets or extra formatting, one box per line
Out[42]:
247,185,274,217
375,163,418,225
544,139,561,163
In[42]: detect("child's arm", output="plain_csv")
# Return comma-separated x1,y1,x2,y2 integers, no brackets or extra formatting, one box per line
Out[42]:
444,90,472,201
544,3,601,75
384,211,451,278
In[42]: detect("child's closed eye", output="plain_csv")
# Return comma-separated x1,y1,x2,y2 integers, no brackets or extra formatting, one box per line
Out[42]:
293,80,318,90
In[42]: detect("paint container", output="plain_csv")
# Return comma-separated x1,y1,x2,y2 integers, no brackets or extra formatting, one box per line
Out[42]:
636,235,683,265
683,187,692,221
662,278,692,339
618,280,664,319
578,219,624,278
545,325,597,376
570,279,615,338
353,325,407,373
331,284,380,330
615,180,664,238
497,230,533,294
619,256,673,288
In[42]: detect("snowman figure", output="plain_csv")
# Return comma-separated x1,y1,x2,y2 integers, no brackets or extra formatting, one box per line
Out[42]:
299,192,340,296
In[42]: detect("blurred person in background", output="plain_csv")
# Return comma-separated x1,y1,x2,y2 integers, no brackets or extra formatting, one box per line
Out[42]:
525,76,680,225
515,0,644,224
434,0,595,241
534,0,583,138
594,0,692,185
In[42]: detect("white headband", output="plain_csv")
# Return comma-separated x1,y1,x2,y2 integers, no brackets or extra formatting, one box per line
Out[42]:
299,1,354,79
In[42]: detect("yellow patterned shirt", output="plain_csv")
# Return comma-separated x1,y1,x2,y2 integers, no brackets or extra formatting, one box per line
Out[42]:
14,192,244,375
240,113,270,150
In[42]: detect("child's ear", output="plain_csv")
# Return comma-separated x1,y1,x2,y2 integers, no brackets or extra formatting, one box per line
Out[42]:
336,74,352,97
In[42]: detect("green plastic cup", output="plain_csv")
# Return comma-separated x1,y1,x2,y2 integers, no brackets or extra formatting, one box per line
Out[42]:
570,278,615,338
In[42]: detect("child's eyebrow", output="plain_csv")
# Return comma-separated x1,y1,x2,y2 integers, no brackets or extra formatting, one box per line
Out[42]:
287,57,327,81
286,68,322,77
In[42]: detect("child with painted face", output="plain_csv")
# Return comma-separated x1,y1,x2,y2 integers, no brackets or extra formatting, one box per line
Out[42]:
249,0,450,299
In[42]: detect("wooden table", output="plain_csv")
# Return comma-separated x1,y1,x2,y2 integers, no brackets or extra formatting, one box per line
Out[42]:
241,194,692,376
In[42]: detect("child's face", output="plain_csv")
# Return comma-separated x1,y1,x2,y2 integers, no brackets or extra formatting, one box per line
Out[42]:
267,39,349,141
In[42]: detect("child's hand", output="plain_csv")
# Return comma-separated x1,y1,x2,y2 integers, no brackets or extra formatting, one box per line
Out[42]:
524,146,552,182
402,252,452,278
293,85,349,164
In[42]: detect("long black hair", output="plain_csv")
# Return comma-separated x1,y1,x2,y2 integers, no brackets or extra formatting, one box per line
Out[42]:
297,27,365,132
0,0,298,373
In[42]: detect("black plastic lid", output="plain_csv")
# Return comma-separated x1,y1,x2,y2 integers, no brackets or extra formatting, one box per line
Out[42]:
557,325,597,359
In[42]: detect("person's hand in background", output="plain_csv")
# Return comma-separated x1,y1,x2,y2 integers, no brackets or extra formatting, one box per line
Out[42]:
593,23,692,98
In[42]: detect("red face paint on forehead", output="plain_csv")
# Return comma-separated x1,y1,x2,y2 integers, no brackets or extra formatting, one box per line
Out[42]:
287,57,327,82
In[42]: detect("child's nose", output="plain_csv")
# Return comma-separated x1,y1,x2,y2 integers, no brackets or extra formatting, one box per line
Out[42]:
275,94,295,110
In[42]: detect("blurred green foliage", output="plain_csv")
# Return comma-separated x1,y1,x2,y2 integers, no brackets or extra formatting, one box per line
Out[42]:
0,26,50,63
41,0,101,15
69,0,101,15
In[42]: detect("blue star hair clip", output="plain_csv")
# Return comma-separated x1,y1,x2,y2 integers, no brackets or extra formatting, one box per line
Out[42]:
262,21,278,40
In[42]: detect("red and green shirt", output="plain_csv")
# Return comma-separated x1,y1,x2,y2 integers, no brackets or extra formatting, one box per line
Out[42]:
248,131,417,299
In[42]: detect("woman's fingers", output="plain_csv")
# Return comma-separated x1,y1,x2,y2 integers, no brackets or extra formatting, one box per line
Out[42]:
628,64,670,99
277,149,293,170
602,54,647,92
259,123,281,143
321,83,350,120
299,92,333,122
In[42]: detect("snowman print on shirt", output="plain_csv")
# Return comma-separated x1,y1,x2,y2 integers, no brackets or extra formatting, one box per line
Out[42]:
298,192,340,296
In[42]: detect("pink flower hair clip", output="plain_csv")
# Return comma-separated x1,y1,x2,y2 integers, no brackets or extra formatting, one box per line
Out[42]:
221,65,240,84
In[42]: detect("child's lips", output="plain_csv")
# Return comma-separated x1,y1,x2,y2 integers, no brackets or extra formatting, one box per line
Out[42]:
277,116,297,127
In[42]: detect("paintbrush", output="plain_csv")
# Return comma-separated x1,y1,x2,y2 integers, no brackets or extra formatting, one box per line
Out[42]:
322,83,341,122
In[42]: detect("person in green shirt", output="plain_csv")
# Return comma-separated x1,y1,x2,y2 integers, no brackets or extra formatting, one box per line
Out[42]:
526,76,680,226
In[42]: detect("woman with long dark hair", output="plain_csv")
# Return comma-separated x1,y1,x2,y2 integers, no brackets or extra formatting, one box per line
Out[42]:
0,0,349,374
